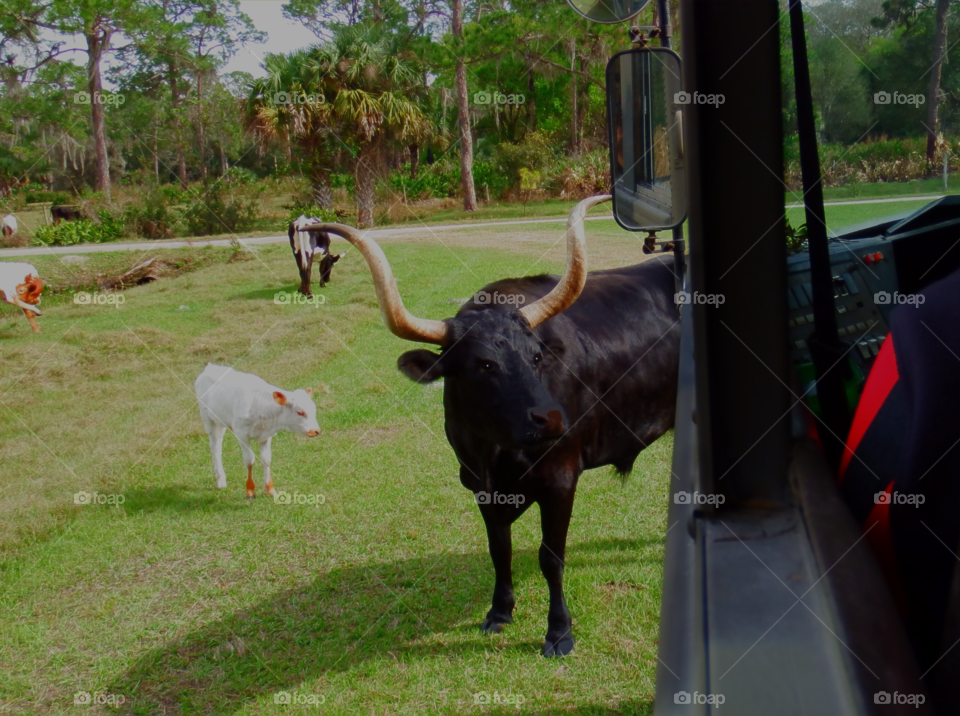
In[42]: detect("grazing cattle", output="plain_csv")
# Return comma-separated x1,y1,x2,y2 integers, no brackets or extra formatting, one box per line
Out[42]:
194,363,321,499
288,215,346,296
1,214,17,238
51,205,81,224
304,195,681,657
0,261,43,332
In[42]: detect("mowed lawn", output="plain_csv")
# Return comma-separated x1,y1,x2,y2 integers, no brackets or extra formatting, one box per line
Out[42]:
0,227,674,715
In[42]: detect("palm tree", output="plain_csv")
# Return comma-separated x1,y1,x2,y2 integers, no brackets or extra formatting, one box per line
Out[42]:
307,25,432,228
245,50,337,210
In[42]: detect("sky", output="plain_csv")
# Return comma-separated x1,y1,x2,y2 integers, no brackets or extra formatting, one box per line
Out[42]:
224,1,323,77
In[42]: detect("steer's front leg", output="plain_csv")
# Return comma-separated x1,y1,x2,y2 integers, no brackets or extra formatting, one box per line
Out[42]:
480,517,515,635
539,487,576,657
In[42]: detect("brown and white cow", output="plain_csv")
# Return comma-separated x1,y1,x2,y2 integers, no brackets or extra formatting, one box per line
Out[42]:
0,262,43,332
288,215,346,297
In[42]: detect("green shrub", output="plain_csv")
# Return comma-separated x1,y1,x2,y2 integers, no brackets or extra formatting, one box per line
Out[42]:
471,159,511,198
183,184,260,236
494,132,559,188
24,191,72,205
32,213,123,246
222,167,258,186
284,200,338,226
388,163,458,200
124,193,176,240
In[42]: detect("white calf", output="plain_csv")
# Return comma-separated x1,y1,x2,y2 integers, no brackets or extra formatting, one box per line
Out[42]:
194,363,320,499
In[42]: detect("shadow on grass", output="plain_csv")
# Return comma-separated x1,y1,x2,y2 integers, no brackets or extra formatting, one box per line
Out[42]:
120,486,251,515
109,537,652,715
232,285,300,302
446,700,654,715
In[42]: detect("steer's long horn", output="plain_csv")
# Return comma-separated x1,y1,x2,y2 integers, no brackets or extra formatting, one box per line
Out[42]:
519,194,610,330
302,223,448,345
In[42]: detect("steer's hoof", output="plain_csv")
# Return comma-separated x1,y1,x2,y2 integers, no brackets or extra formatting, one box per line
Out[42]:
480,618,506,635
246,492,255,500
480,611,512,635
543,634,574,658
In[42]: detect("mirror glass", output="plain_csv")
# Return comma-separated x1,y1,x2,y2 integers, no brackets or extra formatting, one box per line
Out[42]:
606,48,686,232
566,0,649,24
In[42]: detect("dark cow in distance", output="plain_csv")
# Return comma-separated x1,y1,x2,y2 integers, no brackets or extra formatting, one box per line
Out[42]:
307,196,681,657
51,205,82,224
288,215,346,297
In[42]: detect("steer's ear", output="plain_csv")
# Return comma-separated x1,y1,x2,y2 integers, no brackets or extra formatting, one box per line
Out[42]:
273,391,288,406
398,350,444,383
304,387,313,395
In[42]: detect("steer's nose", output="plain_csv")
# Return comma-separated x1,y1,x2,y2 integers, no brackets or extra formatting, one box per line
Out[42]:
307,429,320,438
529,404,566,437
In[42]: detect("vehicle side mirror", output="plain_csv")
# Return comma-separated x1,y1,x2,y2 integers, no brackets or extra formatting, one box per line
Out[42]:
606,48,686,232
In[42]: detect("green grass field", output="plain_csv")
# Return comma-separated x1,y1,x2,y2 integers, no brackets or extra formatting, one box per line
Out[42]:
0,230,673,715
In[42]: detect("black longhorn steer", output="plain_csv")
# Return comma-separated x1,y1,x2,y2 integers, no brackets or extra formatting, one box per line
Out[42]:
305,196,681,657
288,216,346,296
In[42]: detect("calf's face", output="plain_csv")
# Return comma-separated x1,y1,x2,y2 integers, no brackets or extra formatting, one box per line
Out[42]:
398,311,568,450
273,388,321,437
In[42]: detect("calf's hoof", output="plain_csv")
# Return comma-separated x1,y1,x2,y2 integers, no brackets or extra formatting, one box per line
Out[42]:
543,633,574,658
246,492,255,500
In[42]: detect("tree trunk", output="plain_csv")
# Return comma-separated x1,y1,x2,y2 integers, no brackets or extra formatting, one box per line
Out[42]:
526,62,537,132
452,0,478,211
355,140,378,228
168,62,188,189
85,29,111,199
569,40,578,154
219,144,228,175
410,144,419,180
197,72,207,181
926,0,949,164
309,145,333,211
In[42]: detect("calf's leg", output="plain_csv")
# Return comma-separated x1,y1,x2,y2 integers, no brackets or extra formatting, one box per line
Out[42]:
235,434,257,499
207,423,228,489
539,488,577,657
259,437,276,497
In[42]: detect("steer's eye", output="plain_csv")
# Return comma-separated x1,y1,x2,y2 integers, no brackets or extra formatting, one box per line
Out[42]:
297,410,306,417
480,361,494,372
533,352,543,365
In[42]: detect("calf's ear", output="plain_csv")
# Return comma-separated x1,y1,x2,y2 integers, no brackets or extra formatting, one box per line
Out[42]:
304,387,313,395
273,391,288,406
398,349,444,383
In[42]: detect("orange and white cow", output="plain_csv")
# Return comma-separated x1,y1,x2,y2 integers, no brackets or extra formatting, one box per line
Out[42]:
0,261,43,332
194,363,321,499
